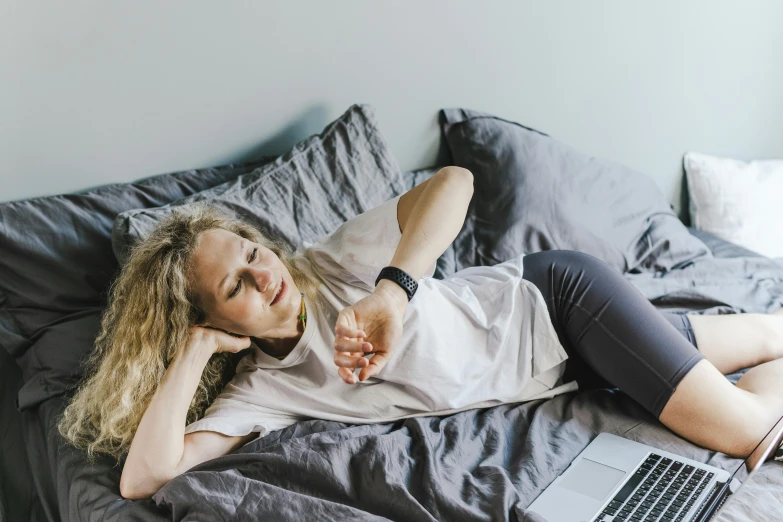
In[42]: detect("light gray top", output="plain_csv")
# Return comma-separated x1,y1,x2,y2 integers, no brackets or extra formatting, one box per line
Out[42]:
184,194,576,440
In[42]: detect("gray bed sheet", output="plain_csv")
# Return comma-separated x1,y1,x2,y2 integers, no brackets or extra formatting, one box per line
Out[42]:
1,352,47,522
12,195,783,522
20,359,782,522
624,245,783,317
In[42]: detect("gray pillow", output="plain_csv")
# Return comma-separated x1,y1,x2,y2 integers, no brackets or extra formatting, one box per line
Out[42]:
0,157,271,360
687,227,764,259
113,104,405,264
438,108,712,276
1,157,274,410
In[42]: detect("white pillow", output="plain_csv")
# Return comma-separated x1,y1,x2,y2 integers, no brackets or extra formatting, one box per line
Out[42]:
684,151,783,259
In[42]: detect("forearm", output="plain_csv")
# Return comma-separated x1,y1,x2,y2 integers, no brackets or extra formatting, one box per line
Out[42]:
120,344,212,499
391,168,472,278
377,168,473,304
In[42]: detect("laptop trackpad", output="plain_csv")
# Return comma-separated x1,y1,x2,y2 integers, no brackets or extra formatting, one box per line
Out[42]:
559,459,627,501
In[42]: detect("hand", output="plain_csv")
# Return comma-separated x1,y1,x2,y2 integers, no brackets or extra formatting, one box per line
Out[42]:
333,288,406,384
186,325,252,356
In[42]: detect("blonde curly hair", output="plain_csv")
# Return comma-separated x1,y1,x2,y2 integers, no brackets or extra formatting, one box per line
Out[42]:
57,203,320,464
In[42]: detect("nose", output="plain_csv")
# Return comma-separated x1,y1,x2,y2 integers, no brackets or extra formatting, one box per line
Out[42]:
249,266,275,293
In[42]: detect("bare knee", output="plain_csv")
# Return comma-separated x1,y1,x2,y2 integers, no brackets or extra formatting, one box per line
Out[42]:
707,391,782,459
723,408,772,458
759,315,783,362
658,360,779,457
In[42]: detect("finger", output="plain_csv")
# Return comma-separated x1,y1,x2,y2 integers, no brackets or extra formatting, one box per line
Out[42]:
335,323,366,340
334,354,367,369
216,331,251,351
334,351,369,369
358,352,388,381
338,366,358,384
333,336,371,353
230,338,251,353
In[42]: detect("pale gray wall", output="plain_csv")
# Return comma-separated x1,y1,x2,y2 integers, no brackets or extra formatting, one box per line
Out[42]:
3,0,782,223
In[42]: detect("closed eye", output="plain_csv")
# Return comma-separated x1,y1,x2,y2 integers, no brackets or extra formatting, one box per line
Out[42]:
228,247,258,299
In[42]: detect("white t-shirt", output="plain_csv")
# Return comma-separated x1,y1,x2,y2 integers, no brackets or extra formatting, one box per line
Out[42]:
184,194,577,441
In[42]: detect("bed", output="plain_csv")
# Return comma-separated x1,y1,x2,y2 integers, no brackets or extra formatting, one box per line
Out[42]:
2,105,782,522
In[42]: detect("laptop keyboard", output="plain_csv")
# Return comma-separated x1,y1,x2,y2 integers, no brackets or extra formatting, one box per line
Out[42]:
593,453,714,522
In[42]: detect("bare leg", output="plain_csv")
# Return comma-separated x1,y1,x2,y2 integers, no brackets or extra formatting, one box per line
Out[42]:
680,308,783,466
659,358,783,470
686,311,783,374
663,308,783,468
520,251,783,468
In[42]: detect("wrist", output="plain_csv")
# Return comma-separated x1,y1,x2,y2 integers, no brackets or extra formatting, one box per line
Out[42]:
374,279,409,310
177,338,214,368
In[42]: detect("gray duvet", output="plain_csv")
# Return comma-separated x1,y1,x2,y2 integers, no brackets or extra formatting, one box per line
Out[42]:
18,225,783,522
12,164,783,522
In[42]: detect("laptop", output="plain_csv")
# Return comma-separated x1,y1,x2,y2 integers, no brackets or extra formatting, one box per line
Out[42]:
527,413,783,522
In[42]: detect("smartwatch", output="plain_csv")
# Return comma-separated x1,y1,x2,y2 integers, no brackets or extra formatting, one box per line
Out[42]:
374,266,418,301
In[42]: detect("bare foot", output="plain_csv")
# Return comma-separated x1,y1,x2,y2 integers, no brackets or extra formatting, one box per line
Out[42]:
745,415,783,471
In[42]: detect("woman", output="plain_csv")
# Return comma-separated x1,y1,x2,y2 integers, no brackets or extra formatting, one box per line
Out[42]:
58,166,783,501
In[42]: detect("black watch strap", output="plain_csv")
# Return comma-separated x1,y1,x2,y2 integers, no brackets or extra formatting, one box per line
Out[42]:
374,266,417,301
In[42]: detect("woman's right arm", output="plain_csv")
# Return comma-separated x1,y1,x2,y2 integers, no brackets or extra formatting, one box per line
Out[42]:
119,327,254,500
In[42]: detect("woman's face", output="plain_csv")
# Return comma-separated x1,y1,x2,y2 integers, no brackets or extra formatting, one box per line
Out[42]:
188,228,300,340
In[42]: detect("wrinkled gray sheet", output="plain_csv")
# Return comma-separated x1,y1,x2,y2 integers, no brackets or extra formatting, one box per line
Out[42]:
624,255,783,316
1,351,47,522
22,235,783,522
16,184,783,522
23,364,781,521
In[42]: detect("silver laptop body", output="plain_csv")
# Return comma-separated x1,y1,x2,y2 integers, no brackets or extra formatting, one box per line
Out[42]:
528,414,783,522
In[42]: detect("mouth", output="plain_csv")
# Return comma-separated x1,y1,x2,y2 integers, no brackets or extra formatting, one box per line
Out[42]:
271,277,286,306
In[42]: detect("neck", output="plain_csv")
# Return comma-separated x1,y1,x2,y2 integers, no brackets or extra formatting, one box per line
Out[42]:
255,336,298,358
254,293,307,358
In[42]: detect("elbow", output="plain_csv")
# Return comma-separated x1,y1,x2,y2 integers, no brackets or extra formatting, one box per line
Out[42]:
119,479,147,501
120,476,155,501
120,486,149,501
439,166,474,192
119,470,172,501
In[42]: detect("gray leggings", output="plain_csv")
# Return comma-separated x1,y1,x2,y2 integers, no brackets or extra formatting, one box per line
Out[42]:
521,250,704,418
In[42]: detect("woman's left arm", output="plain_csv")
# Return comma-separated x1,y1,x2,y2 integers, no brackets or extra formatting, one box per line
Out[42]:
374,166,474,306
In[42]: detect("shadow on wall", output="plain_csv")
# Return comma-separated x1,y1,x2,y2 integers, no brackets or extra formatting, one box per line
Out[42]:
71,104,332,197
231,104,331,163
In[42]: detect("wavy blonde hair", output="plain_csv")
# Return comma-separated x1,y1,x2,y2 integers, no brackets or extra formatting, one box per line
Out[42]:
57,203,320,464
